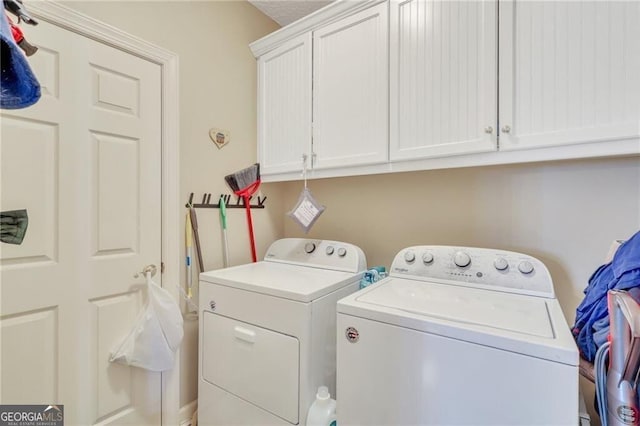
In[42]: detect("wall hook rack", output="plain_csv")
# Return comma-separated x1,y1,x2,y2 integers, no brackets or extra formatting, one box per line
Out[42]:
185,192,267,209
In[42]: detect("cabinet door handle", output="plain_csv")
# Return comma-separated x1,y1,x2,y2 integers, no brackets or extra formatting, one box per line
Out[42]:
501,125,511,134
484,126,494,134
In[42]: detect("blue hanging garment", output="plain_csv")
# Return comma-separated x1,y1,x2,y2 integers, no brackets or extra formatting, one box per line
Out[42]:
0,11,40,109
572,230,640,362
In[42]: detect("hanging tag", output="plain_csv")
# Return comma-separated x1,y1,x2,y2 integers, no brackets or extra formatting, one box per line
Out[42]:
287,188,325,234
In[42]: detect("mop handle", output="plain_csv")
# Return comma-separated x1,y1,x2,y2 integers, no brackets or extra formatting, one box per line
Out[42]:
189,207,205,272
243,195,257,262
185,212,193,296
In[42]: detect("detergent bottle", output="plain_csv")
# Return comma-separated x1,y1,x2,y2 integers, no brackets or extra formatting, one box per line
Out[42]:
306,386,337,426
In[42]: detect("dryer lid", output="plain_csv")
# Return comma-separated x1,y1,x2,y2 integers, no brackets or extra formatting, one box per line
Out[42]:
200,262,360,302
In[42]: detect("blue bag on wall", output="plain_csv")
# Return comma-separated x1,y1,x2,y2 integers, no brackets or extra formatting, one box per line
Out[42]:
0,11,40,109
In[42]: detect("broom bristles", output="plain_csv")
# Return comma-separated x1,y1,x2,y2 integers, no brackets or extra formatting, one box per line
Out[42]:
225,163,260,192
224,174,239,191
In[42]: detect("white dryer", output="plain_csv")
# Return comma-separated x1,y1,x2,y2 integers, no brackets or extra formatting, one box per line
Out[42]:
198,238,366,426
337,246,579,425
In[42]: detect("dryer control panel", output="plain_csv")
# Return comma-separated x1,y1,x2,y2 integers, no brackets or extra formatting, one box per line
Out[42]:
264,238,367,273
390,246,555,298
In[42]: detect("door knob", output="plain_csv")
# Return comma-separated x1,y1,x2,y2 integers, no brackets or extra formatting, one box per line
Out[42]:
484,126,493,134
134,264,157,278
501,125,511,133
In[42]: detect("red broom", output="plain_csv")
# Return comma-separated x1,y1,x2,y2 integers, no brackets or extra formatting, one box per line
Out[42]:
224,163,261,262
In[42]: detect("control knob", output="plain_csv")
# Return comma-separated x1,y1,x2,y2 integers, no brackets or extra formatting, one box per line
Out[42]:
454,251,471,268
422,252,434,264
304,242,316,254
326,246,335,256
494,257,509,271
518,260,534,274
337,247,347,257
404,251,416,263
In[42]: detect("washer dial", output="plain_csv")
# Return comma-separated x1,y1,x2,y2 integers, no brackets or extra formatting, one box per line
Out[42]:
404,251,416,263
304,242,316,254
454,251,471,268
518,261,534,274
494,257,509,271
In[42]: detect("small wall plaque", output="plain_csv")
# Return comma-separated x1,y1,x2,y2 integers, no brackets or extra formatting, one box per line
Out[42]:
209,128,230,149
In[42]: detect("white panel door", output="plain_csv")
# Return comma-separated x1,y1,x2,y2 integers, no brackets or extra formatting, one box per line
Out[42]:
257,33,312,176
313,2,389,170
499,1,640,151
390,0,497,161
0,19,162,426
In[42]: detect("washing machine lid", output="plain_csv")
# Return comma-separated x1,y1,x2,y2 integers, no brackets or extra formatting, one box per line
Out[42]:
200,261,360,302
359,278,553,337
341,277,578,365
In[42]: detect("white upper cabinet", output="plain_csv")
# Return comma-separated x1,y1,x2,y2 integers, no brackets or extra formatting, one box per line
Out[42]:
390,0,497,161
312,2,389,170
251,0,639,182
499,1,640,151
257,33,312,175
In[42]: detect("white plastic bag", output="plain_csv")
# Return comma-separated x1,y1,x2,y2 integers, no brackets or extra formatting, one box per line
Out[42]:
109,273,184,372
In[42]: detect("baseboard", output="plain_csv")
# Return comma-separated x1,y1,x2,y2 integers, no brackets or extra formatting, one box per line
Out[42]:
178,400,197,426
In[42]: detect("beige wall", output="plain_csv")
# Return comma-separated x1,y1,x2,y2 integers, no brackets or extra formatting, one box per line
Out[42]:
281,156,639,423
61,0,281,414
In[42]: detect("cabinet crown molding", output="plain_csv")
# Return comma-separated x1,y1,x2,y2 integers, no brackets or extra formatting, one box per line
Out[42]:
250,0,385,58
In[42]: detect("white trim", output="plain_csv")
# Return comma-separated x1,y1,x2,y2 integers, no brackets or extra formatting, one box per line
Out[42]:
178,400,198,426
29,1,176,63
28,2,181,426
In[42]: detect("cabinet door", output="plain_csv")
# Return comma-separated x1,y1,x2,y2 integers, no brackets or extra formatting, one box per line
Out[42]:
313,2,389,170
390,0,497,161
499,1,640,151
257,33,312,175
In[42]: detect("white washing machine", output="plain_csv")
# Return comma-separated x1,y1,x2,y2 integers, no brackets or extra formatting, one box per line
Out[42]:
337,245,579,425
198,238,366,426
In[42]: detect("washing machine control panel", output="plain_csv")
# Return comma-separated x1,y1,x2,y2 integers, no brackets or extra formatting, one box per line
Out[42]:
264,238,367,273
390,246,555,298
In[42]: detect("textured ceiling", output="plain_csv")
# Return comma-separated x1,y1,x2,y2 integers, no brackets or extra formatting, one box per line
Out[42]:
249,0,334,26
